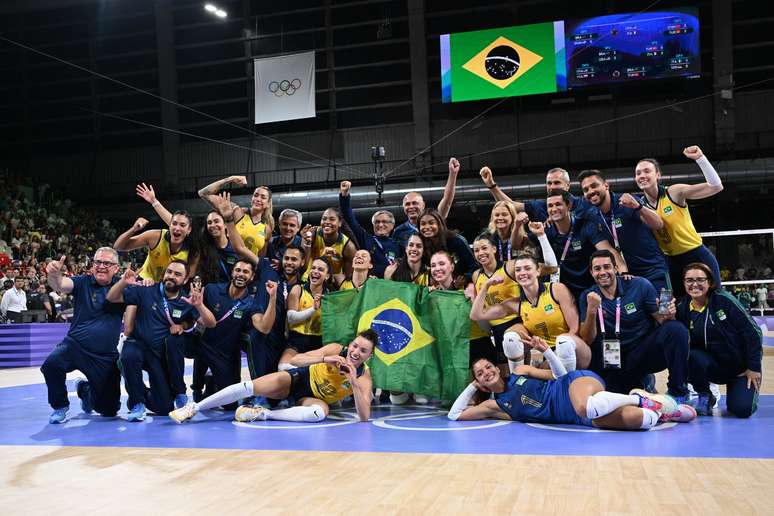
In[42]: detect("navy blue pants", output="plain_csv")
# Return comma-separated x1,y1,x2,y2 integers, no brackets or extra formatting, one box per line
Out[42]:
246,331,284,380
689,349,758,418
119,337,174,415
594,320,690,397
192,337,242,408
164,332,197,396
668,245,721,297
40,337,121,416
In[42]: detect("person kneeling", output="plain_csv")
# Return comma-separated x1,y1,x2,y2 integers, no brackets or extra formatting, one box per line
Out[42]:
447,338,695,429
169,329,377,424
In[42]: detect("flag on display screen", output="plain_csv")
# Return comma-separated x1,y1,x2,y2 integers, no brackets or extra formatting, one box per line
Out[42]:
322,279,470,401
254,51,316,124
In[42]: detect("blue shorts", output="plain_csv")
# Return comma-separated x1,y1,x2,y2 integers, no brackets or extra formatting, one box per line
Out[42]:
550,370,605,427
286,366,315,404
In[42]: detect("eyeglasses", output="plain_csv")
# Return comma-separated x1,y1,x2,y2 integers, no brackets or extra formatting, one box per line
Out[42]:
374,219,394,225
93,260,118,268
684,277,708,285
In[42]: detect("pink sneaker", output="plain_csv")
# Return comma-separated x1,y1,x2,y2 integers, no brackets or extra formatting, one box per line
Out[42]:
660,403,697,423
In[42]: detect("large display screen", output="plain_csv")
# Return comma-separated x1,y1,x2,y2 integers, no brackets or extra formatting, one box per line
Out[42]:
440,8,700,103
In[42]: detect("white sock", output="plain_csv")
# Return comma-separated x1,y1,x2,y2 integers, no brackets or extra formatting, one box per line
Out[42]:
555,336,577,372
195,381,254,412
502,332,524,374
640,408,659,429
586,392,641,419
265,405,325,423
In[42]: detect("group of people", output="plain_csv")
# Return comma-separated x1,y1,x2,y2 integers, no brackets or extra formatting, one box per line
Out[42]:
36,145,763,430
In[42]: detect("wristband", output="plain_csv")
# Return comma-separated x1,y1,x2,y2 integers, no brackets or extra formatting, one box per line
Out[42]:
633,203,643,211
487,183,498,189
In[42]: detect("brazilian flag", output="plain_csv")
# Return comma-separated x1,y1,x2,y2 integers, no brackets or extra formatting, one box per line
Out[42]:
322,279,470,401
442,22,558,102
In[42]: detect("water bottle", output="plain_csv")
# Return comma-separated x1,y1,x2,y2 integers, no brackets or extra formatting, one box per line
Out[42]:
658,287,672,314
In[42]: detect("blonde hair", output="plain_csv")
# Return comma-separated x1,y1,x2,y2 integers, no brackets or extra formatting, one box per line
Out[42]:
487,200,517,234
254,186,275,230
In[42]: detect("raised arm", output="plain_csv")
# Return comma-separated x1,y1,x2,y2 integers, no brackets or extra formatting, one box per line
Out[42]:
668,146,724,203
198,175,248,206
437,157,460,219
618,193,663,230
113,218,158,252
106,265,139,304
579,291,601,345
480,166,524,208
339,181,369,243
251,281,278,334
136,183,172,226
46,255,74,294
211,192,260,264
470,275,519,321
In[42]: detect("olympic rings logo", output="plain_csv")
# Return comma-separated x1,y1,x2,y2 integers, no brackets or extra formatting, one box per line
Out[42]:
268,78,302,96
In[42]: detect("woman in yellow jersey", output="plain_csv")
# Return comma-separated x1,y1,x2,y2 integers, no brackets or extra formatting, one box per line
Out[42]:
471,253,591,374
429,250,497,368
384,233,430,286
471,233,521,366
635,145,723,294
197,175,274,257
335,249,372,291
169,330,377,424
113,207,198,283
301,207,356,280
281,257,332,370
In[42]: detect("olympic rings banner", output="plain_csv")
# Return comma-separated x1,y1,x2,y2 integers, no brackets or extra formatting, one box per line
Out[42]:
254,51,316,124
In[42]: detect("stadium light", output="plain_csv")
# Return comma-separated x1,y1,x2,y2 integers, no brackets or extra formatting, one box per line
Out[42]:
204,4,227,18
215,9,227,18
204,4,216,12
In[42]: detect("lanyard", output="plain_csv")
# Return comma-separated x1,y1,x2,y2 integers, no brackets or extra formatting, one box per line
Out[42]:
497,235,511,261
159,283,196,333
598,208,620,251
558,215,575,266
215,298,247,325
597,296,621,340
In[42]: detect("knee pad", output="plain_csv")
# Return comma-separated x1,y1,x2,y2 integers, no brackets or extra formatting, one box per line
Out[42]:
278,362,294,372
555,336,577,372
301,405,326,422
502,332,524,360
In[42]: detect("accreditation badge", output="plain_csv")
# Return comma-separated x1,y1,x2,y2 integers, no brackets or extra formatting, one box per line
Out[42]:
172,309,182,318
603,339,622,369
550,271,561,283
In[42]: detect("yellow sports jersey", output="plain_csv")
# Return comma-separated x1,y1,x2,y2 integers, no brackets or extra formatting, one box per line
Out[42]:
139,229,190,282
519,282,569,345
413,271,429,286
470,319,490,340
649,187,703,256
288,284,322,336
235,213,268,256
339,277,367,291
304,229,350,279
474,266,521,326
309,354,368,404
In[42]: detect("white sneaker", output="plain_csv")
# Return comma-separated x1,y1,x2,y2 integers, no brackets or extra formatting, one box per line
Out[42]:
389,391,410,405
709,383,721,408
168,402,197,424
234,405,267,422
413,394,429,404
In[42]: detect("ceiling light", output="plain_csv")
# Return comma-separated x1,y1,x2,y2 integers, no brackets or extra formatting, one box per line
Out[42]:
204,4,217,12
215,9,227,18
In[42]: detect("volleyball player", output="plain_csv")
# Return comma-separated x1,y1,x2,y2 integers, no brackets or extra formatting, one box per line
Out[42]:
169,329,378,424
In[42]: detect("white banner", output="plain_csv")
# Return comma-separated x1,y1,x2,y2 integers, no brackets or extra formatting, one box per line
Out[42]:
254,51,316,125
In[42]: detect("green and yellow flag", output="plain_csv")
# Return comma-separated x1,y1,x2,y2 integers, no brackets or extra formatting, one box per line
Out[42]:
442,22,558,102
322,279,470,401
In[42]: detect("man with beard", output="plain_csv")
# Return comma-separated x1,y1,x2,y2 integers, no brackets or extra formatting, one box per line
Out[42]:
107,260,216,421
579,250,690,401
532,190,627,301
339,181,399,278
41,249,125,424
578,169,669,291
392,157,460,249
191,260,278,407
266,209,303,268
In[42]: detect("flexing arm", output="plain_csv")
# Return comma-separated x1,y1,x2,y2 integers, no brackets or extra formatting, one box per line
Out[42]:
289,343,344,367
251,281,278,334
553,282,579,334
470,276,519,321
212,192,260,264
198,175,248,205
339,181,369,242
669,146,724,203
595,240,629,275
437,157,460,219
113,218,157,252
46,255,74,294
579,291,601,345
619,193,664,230
136,183,172,226
480,166,524,208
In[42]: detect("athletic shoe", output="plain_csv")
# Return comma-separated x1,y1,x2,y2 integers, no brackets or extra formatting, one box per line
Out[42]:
234,405,267,422
695,393,717,416
174,394,188,409
127,403,147,422
709,383,721,409
661,403,697,423
75,378,93,414
630,389,678,417
49,407,68,424
413,394,429,404
390,391,410,405
169,402,198,424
